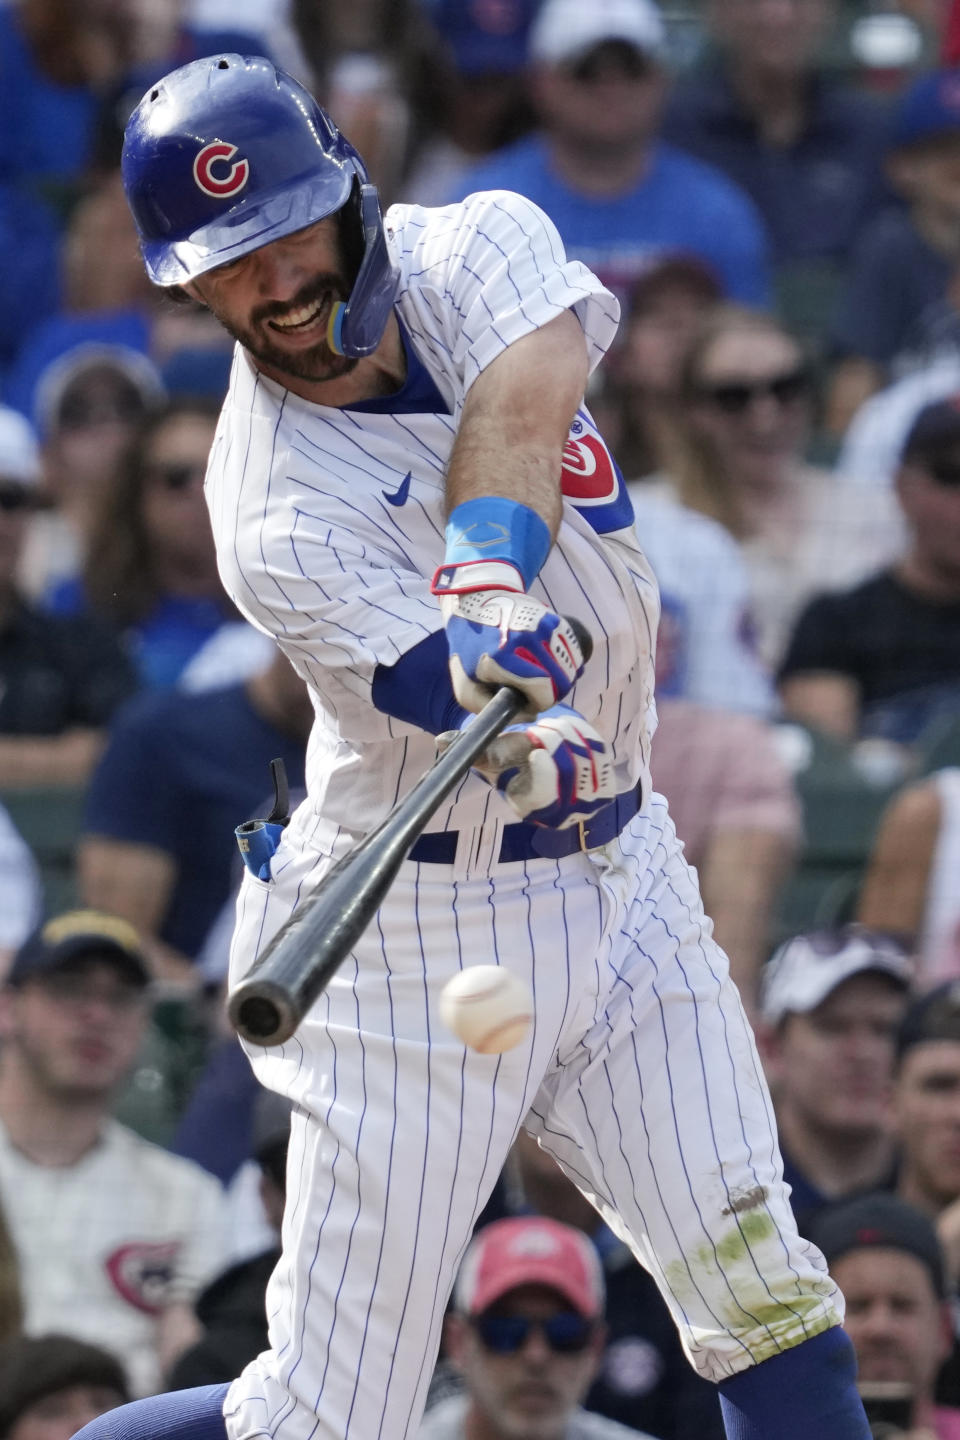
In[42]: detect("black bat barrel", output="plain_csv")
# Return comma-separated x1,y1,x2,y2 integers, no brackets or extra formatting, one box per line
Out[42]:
228,686,523,1044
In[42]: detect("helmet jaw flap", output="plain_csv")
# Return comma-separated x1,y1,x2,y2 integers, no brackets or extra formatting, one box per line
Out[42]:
328,184,399,358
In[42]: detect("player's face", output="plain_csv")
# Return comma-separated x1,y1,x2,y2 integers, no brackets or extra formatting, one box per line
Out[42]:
450,1286,602,1440
833,1247,949,1396
1,960,147,1101
689,327,810,490
185,217,357,387
894,1041,960,1208
769,974,906,1135
8,1384,127,1440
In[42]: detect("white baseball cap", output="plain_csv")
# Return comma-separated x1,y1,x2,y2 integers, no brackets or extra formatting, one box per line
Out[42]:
0,405,40,487
760,925,913,1026
528,0,667,68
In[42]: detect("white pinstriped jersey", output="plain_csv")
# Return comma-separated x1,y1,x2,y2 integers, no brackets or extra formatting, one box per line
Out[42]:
205,192,660,852
213,191,844,1440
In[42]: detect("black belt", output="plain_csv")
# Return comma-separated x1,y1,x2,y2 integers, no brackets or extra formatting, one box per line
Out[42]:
407,784,642,865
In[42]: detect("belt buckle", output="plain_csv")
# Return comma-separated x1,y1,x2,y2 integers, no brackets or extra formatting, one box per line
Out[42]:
577,818,591,852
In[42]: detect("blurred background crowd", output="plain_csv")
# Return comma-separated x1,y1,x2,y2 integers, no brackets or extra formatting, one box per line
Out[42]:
2,0,960,1436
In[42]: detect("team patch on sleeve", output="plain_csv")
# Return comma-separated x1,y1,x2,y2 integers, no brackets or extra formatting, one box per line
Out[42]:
561,411,635,535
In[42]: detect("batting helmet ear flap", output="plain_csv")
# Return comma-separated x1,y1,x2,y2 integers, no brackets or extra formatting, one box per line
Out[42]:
328,183,399,358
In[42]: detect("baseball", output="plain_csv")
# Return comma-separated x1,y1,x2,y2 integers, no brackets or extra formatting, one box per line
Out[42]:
438,966,534,1054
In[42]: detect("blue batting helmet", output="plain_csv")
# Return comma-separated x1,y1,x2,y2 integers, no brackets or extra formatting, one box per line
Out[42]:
121,54,398,358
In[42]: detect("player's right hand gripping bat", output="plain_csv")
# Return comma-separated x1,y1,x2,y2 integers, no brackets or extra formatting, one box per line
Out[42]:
227,620,593,1047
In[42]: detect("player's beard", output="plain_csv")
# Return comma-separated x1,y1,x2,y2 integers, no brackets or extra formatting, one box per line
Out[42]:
224,274,359,385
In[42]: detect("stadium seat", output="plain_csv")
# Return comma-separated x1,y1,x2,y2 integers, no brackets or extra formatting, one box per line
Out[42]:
0,784,86,917
916,714,960,776
770,725,905,948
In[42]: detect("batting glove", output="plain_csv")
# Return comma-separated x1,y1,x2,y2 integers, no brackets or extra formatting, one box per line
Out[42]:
431,561,585,718
445,703,616,829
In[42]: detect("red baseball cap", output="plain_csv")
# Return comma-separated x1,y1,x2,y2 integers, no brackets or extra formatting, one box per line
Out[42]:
454,1217,605,1318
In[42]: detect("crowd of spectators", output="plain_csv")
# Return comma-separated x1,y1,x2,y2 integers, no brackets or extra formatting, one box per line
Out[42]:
2,0,960,1437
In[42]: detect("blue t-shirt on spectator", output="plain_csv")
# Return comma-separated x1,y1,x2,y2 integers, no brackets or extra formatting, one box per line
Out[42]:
662,66,891,265
48,578,235,691
0,8,272,202
447,137,772,308
83,682,307,959
0,189,61,383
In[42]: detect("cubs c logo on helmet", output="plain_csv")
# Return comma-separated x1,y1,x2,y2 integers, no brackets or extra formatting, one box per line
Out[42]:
193,141,250,198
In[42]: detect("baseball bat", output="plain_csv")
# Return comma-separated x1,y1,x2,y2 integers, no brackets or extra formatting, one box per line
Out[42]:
228,619,593,1046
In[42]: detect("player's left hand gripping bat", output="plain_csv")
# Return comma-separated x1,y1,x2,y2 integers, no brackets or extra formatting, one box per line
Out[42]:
227,620,592,1047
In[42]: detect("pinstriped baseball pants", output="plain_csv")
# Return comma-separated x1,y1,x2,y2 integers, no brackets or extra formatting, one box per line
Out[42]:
223,794,842,1440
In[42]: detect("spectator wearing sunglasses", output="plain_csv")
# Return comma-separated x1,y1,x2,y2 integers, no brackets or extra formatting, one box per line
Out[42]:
756,925,914,1230
443,0,771,313
47,395,271,691
495,1131,726,1440
0,404,137,790
17,344,165,604
647,303,900,669
419,1215,654,1440
780,394,960,748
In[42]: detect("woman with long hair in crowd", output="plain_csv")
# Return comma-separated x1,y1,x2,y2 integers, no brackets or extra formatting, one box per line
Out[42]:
649,303,900,668
58,395,264,690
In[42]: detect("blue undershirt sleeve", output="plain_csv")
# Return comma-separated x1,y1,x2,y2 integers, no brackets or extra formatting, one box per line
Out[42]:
371,629,470,735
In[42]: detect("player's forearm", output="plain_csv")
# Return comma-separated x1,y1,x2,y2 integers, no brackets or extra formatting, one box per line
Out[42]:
444,311,589,536
433,315,592,715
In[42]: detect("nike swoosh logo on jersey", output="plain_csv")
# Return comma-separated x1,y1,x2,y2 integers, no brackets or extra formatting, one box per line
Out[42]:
383,471,412,506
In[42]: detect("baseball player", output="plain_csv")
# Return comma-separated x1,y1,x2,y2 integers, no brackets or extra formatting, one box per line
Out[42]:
77,55,871,1440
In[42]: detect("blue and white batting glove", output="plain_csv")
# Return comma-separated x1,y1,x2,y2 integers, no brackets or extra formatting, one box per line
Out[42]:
456,703,616,829
431,560,585,718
